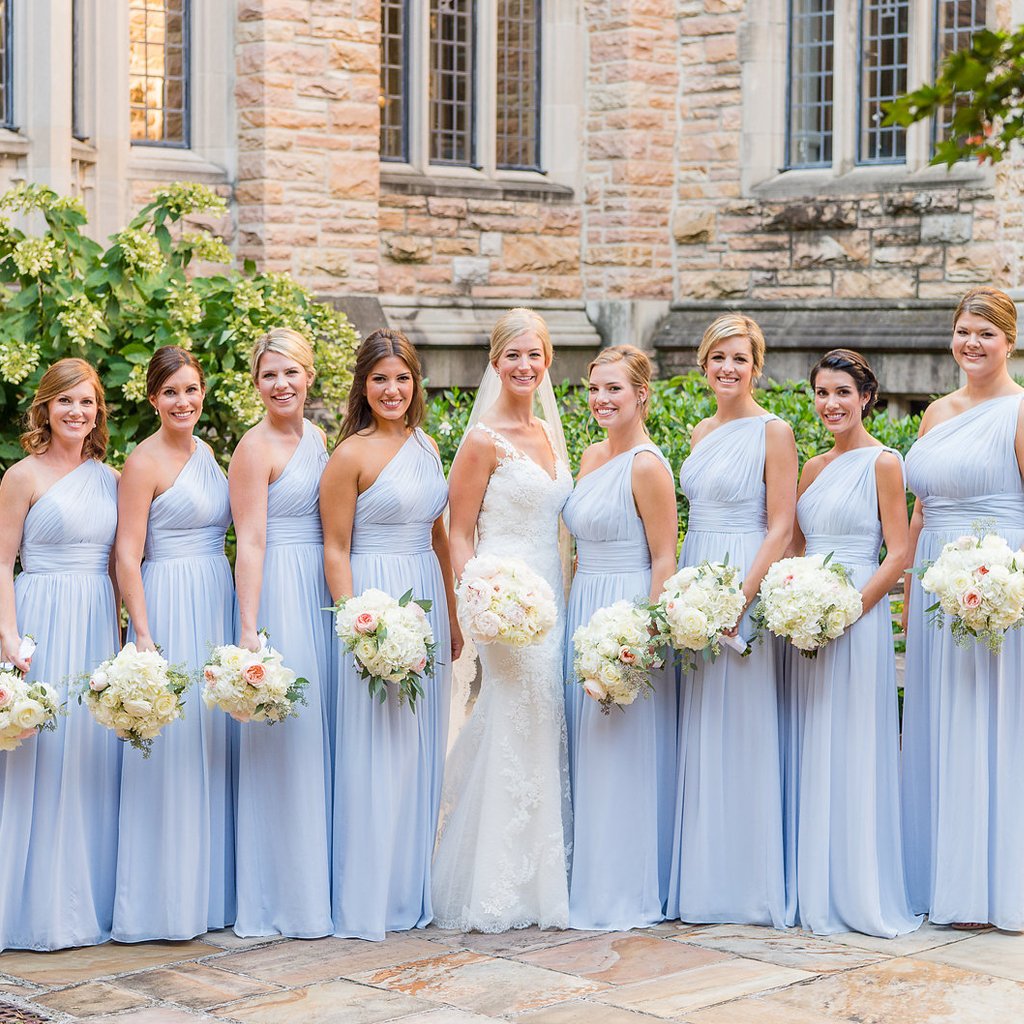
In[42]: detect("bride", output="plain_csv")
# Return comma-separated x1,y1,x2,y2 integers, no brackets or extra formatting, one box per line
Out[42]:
432,308,573,932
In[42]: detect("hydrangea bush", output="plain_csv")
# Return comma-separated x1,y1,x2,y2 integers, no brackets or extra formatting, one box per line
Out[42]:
0,181,358,468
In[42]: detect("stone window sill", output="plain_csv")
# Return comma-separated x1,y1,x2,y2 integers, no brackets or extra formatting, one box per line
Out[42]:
751,161,993,201
0,128,29,158
128,146,228,184
381,168,574,204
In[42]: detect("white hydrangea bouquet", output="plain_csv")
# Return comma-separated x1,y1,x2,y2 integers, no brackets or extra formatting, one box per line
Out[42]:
0,637,60,751
919,529,1024,653
652,560,748,668
333,588,436,710
81,643,191,757
456,555,557,648
202,631,309,724
572,600,663,714
753,554,862,657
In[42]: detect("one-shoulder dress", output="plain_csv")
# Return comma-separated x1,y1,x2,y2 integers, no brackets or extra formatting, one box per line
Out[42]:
783,447,920,937
234,420,333,937
332,430,451,940
668,414,786,927
113,440,236,941
0,460,122,950
902,394,1024,929
562,444,677,930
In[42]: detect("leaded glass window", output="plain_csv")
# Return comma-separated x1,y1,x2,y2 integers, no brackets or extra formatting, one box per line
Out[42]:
858,0,909,163
429,0,475,166
380,0,407,161
787,0,834,168
496,0,541,170
129,0,190,146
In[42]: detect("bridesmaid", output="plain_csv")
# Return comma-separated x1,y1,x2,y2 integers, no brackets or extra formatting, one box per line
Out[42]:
783,349,920,937
902,286,1024,930
563,345,678,930
112,346,235,941
229,328,333,938
668,314,796,927
0,358,121,950
323,328,461,940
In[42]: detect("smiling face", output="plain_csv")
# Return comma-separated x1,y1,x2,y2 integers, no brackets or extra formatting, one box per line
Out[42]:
813,368,866,437
704,334,756,399
46,379,99,446
255,350,313,417
365,355,414,424
952,310,1013,379
493,329,549,397
588,361,645,433
150,364,204,434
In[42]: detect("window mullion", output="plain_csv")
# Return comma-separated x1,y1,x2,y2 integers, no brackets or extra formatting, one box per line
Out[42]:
830,0,857,172
478,0,496,174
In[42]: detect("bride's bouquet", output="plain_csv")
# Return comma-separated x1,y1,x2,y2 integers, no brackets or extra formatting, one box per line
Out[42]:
753,554,862,657
81,643,190,756
919,530,1024,653
333,588,436,710
572,600,662,714
456,555,557,648
652,560,747,667
0,637,59,751
202,632,309,723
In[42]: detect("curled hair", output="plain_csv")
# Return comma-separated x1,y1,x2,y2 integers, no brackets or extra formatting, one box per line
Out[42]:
21,358,108,458
250,327,316,382
588,344,653,421
810,348,879,419
488,308,553,366
339,328,425,441
146,345,205,399
953,286,1018,351
696,313,766,380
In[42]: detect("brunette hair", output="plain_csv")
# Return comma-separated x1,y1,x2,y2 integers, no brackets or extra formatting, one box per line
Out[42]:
696,313,766,380
250,327,316,382
146,345,205,399
488,308,553,366
21,358,108,458
588,344,653,421
953,286,1018,351
809,348,879,418
339,328,425,441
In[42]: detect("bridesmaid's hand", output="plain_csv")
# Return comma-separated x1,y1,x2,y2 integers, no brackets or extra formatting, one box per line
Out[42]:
133,634,158,654
0,633,30,674
239,629,261,653
450,622,465,662
900,599,909,637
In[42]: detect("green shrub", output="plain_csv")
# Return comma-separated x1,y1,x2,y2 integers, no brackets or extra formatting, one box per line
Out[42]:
0,181,358,468
425,373,923,532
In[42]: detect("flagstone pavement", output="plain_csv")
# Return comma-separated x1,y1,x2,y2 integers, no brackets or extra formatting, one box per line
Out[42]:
1,918,1023,1023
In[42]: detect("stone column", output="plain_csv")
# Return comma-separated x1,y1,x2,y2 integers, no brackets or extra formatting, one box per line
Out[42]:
235,0,380,297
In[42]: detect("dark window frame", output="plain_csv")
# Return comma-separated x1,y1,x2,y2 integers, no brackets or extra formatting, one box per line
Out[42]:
784,0,835,170
856,0,910,165
495,0,543,172
380,0,409,162
0,0,13,130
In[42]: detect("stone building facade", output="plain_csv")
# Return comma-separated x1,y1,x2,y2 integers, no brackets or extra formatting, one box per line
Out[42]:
4,0,1024,402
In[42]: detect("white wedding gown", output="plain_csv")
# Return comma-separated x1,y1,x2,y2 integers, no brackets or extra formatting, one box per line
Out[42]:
432,423,573,932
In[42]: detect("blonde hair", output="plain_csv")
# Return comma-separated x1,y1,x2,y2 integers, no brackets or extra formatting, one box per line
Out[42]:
21,358,108,458
250,327,316,382
588,344,653,420
953,286,1018,351
488,308,553,366
696,313,766,380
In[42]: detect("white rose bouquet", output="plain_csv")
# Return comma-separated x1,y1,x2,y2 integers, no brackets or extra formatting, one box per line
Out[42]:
81,643,190,757
456,555,557,649
753,553,863,657
0,637,59,751
919,530,1024,653
334,588,436,710
202,631,308,724
572,600,663,714
652,560,747,668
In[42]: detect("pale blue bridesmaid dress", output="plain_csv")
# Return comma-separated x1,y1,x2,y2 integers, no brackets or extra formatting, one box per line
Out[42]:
783,447,920,936
562,444,678,930
113,440,236,941
668,414,786,926
902,394,1024,929
332,431,451,940
0,460,121,950
234,420,333,937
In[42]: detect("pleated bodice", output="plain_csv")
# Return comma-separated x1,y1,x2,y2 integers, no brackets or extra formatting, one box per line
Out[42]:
144,441,230,562
350,431,447,555
20,460,117,575
266,420,327,547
